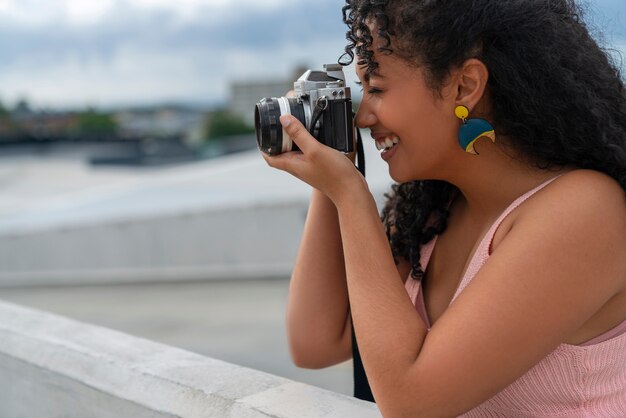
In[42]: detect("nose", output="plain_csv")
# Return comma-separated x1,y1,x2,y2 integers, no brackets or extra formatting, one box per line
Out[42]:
354,99,377,129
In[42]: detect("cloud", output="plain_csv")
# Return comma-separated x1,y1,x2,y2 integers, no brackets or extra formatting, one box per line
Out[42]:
0,1,346,65
0,0,289,26
0,0,621,108
0,0,351,107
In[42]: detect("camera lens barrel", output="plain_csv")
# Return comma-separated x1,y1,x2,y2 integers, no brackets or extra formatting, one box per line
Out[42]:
255,97,305,155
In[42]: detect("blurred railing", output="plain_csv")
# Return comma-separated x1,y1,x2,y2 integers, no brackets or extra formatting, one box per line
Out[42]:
0,301,380,417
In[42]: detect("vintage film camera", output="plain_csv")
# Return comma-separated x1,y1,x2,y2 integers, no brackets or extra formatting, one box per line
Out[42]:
255,64,354,155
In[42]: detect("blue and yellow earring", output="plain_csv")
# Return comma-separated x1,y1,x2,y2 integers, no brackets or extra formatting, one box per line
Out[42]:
455,105,496,155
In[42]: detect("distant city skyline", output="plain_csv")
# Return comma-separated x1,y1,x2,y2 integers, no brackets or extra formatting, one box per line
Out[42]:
0,0,624,109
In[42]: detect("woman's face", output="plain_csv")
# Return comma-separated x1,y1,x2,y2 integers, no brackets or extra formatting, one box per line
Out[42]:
354,53,460,182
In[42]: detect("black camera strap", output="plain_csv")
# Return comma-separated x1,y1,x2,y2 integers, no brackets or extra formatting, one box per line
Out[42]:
355,127,365,178
350,121,374,402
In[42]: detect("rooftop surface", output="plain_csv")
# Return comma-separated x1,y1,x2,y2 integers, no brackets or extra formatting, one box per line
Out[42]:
0,135,392,234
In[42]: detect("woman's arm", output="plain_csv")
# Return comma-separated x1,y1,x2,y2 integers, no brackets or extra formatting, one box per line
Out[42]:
288,189,413,369
266,116,626,417
286,188,352,368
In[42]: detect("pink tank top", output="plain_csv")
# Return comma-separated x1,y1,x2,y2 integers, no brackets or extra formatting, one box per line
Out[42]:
404,177,626,416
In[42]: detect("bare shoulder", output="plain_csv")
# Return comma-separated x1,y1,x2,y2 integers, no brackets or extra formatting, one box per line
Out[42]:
549,169,625,204
520,169,626,232
511,169,626,286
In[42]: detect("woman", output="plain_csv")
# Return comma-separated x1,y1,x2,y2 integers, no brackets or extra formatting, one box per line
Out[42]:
264,0,626,416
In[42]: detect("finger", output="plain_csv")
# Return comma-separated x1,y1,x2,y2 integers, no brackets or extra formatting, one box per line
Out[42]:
280,115,318,154
261,148,302,174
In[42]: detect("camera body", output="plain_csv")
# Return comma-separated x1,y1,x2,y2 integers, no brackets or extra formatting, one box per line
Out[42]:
255,64,354,155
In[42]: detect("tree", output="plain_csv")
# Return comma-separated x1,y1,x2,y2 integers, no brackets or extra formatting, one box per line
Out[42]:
76,110,117,138
13,98,31,114
204,110,254,141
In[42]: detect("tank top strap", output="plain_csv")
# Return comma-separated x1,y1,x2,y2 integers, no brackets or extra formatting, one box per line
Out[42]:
405,237,437,303
405,237,437,328
451,175,562,302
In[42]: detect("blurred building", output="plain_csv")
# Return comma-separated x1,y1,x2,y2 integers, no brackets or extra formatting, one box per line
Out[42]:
0,117,22,141
114,106,208,146
0,106,206,166
229,66,307,126
2,111,80,141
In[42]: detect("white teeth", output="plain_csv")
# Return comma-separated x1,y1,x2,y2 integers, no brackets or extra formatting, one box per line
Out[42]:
375,135,400,151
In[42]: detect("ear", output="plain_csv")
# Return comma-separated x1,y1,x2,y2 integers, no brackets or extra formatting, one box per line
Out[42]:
454,58,489,113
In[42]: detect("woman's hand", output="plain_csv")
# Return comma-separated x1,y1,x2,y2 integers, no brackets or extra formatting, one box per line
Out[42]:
262,114,366,206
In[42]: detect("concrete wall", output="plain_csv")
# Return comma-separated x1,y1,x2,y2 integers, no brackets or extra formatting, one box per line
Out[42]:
0,200,307,287
0,300,380,417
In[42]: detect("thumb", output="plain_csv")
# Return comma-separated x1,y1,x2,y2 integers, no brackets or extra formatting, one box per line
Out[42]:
280,115,316,153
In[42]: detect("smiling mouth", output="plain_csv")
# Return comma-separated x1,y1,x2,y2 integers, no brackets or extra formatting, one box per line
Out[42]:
375,135,399,152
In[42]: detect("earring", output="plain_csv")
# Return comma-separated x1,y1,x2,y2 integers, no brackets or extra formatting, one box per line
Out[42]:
454,105,496,155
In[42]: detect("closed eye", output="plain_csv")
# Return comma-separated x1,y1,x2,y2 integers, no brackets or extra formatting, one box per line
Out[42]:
355,81,383,95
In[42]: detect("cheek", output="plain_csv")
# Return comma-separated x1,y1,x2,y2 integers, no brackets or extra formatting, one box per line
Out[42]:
400,112,454,152
397,93,447,131
391,115,457,179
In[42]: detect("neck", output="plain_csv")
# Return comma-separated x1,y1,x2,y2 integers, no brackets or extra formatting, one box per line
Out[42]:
442,140,567,225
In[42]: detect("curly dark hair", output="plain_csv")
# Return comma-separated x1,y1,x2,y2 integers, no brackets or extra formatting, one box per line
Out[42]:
340,0,626,280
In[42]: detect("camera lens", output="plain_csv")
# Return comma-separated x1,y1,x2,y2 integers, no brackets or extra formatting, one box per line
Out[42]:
254,97,305,155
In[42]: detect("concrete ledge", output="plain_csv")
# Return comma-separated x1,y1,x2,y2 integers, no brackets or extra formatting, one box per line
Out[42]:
0,301,380,417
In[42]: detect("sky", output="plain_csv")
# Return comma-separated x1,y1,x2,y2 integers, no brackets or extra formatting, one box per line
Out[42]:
0,0,624,110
